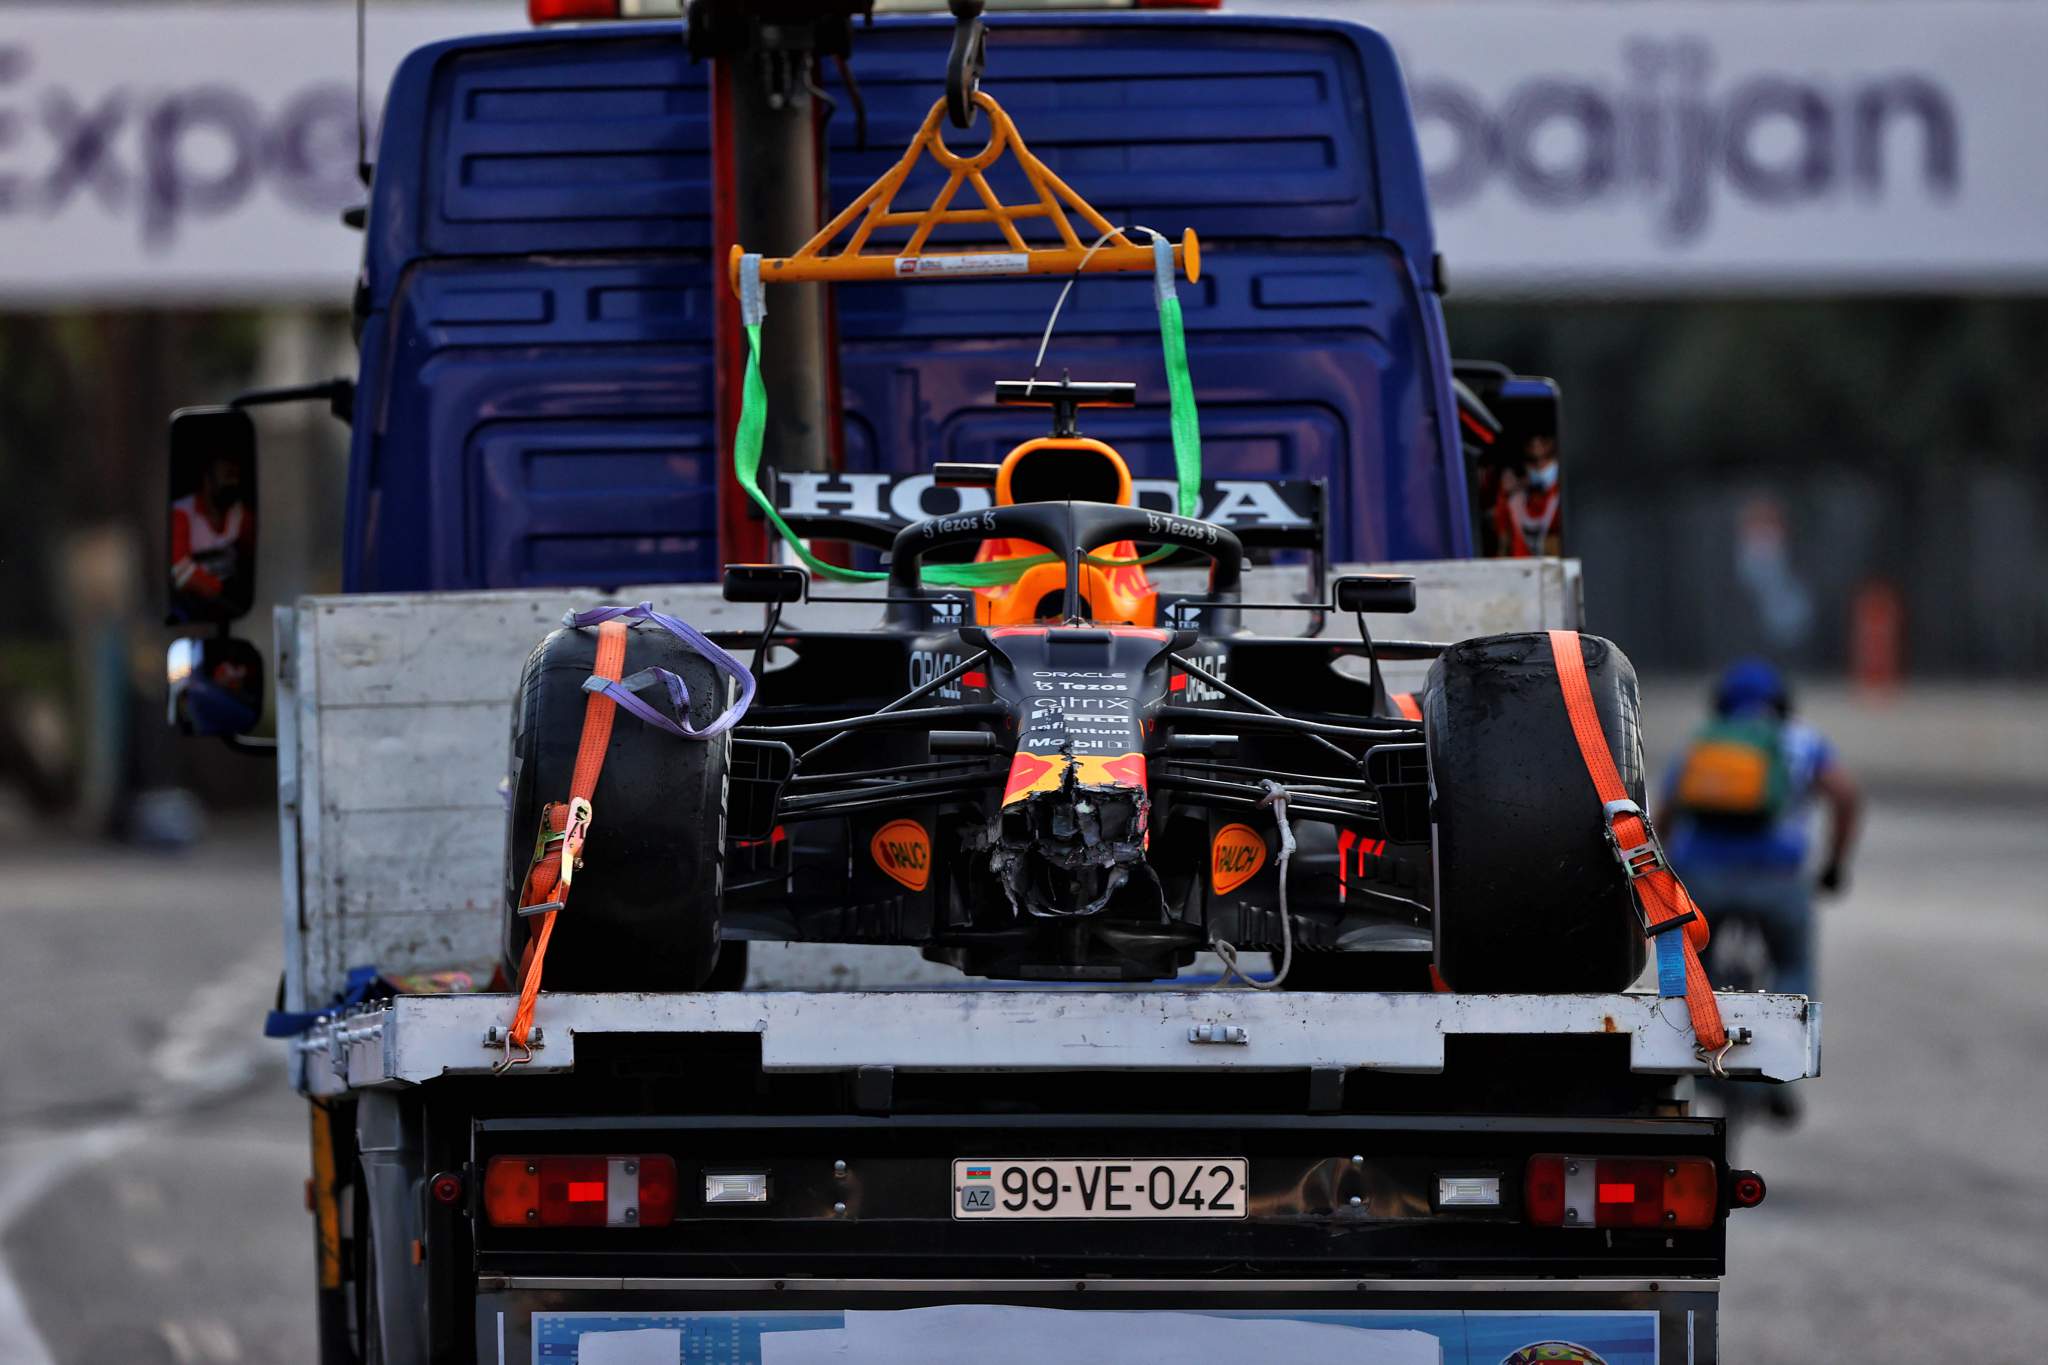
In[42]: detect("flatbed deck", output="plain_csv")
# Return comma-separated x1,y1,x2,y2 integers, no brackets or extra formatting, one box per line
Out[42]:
293,986,1817,1097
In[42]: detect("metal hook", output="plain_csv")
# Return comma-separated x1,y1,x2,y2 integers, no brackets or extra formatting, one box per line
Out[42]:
1698,1038,1736,1079
492,1032,533,1075
946,0,987,130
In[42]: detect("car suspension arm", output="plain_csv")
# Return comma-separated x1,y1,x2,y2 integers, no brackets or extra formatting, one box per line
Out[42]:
738,702,1005,740
1167,653,1388,765
1154,704,1419,747
1152,771,1379,822
792,650,992,767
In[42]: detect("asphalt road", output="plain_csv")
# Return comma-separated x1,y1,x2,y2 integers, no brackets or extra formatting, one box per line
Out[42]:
1,793,2043,1364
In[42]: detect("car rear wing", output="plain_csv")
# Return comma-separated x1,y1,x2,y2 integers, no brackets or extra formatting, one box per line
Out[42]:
765,469,1326,557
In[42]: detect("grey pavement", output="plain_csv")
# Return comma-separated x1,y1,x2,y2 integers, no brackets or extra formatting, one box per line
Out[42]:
1718,799,2048,1362
0,818,313,1365
1,680,2044,1363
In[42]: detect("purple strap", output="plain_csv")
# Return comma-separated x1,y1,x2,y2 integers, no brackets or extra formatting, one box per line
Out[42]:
564,601,755,741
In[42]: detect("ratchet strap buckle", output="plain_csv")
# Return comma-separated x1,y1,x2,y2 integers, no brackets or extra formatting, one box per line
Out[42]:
1600,798,1697,938
556,796,594,894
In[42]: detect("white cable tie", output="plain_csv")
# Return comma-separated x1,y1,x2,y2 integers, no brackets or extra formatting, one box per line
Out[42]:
739,252,766,328
1152,234,1176,308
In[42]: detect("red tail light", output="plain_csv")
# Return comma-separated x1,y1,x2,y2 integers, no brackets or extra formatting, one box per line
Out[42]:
483,1155,678,1228
1525,1155,1718,1230
529,0,619,21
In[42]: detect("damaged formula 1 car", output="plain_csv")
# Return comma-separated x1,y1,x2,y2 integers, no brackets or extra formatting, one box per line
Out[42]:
501,89,1654,996
502,372,1652,996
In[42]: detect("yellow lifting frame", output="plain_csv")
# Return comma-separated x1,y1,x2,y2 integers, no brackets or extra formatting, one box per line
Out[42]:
729,89,1198,293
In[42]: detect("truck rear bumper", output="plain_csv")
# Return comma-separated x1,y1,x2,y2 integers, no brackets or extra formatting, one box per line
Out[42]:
294,987,1820,1097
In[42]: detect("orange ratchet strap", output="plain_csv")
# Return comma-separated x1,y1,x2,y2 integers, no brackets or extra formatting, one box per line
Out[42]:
1545,630,1730,1061
502,619,629,1066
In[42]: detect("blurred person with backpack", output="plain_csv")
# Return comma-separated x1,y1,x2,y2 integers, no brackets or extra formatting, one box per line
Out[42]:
1657,659,1861,1001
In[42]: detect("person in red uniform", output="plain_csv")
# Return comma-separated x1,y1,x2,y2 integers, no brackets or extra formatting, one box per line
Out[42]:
170,453,251,606
1491,434,1563,558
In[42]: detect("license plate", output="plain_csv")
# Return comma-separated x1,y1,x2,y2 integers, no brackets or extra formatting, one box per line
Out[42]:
951,1158,1247,1219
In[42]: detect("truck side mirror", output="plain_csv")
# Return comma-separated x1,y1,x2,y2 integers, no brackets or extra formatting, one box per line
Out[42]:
1453,362,1564,558
167,406,258,624
167,636,265,737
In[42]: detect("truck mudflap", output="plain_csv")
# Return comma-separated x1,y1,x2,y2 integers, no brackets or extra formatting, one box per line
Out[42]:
292,988,1819,1098
473,1281,1719,1365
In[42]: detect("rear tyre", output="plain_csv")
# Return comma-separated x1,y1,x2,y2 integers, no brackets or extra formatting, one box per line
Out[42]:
502,622,732,992
1424,632,1648,992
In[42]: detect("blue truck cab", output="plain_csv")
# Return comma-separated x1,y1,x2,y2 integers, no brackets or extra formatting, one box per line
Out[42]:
345,11,1472,593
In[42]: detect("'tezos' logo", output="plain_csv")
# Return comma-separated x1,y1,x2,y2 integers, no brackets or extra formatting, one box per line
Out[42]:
870,818,931,892
1210,823,1267,896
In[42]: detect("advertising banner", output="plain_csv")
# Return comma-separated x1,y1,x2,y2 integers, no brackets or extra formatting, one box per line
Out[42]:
1295,0,2048,294
0,3,490,303
2,2,2044,301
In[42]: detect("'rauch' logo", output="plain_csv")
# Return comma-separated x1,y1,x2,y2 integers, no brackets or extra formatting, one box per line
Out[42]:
870,819,931,892
1210,823,1267,896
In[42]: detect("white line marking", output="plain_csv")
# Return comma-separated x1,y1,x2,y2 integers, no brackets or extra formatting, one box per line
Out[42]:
0,1254,57,1365
160,1317,242,1364
143,953,284,1109
0,948,282,1363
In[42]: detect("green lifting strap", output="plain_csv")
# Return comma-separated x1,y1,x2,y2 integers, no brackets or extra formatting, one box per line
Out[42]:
1152,233,1203,520
731,239,1202,587
734,324,1035,587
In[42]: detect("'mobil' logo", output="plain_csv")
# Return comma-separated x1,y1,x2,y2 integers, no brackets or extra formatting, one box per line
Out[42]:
1210,823,1266,895
870,819,931,892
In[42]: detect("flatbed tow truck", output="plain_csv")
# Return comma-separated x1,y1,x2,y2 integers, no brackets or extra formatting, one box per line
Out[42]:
161,5,1818,1362
255,582,1814,1365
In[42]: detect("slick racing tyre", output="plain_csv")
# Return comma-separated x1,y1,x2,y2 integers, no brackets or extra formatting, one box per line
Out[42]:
1424,632,1649,993
502,621,732,992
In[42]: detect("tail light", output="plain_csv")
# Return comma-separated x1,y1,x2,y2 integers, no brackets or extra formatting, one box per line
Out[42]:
530,0,682,23
871,0,1222,9
530,0,619,20
483,1155,678,1228
1525,1155,1718,1230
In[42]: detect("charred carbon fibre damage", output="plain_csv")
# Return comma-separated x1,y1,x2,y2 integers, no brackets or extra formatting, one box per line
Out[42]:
984,627,1171,920
993,752,1156,918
